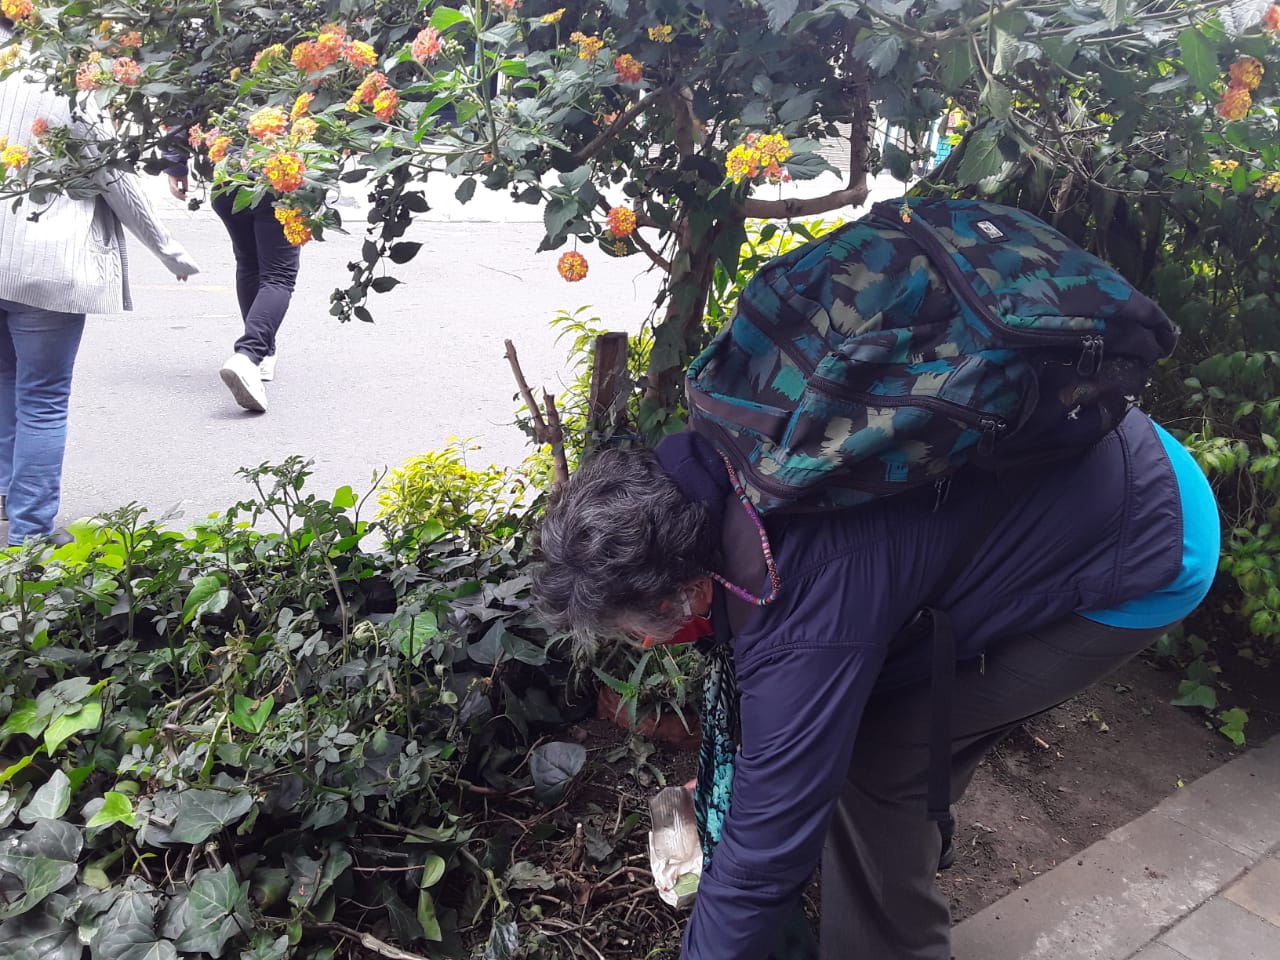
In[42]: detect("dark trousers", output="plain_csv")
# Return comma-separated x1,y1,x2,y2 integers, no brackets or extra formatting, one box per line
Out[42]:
211,191,300,363
820,614,1173,959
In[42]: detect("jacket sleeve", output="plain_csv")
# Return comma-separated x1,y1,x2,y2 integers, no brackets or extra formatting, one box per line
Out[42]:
96,167,200,278
680,639,887,960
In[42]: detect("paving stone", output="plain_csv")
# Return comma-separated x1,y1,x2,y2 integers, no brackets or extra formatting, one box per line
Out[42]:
1127,943,1191,960
1154,740,1280,857
951,814,1251,960
1224,856,1280,926
1158,897,1280,960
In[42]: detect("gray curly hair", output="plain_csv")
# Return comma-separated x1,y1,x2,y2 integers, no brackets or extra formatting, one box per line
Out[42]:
533,447,719,641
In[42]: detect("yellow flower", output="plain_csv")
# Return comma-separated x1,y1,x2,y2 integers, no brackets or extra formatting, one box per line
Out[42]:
208,136,233,163
1,0,36,22
606,206,637,237
342,39,377,69
263,151,306,192
613,53,643,84
372,87,399,121
755,133,793,163
0,47,20,69
291,92,314,120
1257,172,1280,196
1,144,31,170
648,24,673,43
541,7,566,23
570,31,604,60
274,206,313,245
252,43,287,72
725,143,755,183
290,117,319,143
1209,159,1240,176
247,106,289,140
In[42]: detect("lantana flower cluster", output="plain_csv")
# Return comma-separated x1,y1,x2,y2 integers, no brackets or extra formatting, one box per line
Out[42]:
724,132,794,184
1216,55,1264,121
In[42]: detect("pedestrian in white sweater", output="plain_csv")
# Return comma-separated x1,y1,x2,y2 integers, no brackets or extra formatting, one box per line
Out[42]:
1,21,199,544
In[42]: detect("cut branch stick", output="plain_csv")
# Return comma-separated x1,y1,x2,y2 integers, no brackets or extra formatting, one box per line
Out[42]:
504,339,569,492
310,922,431,960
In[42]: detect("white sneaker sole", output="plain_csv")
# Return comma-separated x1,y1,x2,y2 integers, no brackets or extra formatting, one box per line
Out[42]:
219,365,267,412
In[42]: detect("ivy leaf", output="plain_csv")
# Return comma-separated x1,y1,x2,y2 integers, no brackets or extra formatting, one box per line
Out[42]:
167,789,255,844
0,856,78,920
1171,679,1217,710
176,865,250,958
1178,28,1218,97
240,934,290,960
0,786,31,829
92,889,178,960
0,699,43,739
1217,707,1248,745
18,770,71,824
43,701,101,755
483,918,519,960
420,852,447,889
417,889,443,942
85,791,136,830
0,894,81,960
528,742,586,804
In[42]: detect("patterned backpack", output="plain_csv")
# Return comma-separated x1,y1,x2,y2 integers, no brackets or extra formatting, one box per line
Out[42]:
687,197,1179,513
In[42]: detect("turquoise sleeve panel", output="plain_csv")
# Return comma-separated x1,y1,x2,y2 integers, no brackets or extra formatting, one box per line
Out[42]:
1080,422,1221,629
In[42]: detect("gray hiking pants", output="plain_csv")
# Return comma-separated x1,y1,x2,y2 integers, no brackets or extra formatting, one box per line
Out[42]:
820,614,1173,959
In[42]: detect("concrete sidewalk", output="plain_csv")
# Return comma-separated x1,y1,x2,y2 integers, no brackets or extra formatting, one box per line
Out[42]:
952,735,1280,960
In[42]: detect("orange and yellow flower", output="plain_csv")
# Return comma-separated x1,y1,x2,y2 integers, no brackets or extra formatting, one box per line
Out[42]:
342,39,377,69
0,0,35,22
75,56,108,91
31,117,48,138
1229,56,1264,91
347,71,388,111
411,26,443,64
263,151,306,193
605,206,637,237
647,24,673,43
1258,172,1280,196
274,206,313,245
570,31,604,60
187,124,204,149
291,28,345,74
1216,85,1252,121
1265,5,1280,33
541,8,566,24
291,92,314,120
372,88,399,121
252,43,287,72
614,53,643,84
119,31,143,49
725,132,793,184
111,57,142,85
557,250,589,282
291,117,319,142
1,144,31,170
208,136,233,163
247,106,289,140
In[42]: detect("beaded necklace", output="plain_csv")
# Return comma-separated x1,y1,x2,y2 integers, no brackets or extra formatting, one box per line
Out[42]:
709,454,781,607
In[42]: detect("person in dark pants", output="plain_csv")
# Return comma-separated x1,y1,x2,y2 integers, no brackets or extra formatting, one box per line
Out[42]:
532,410,1220,960
166,166,299,413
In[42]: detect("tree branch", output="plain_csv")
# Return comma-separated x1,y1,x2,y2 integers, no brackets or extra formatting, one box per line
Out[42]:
542,391,570,491
309,923,431,960
504,339,550,439
572,87,668,163
504,339,569,492
738,184,871,220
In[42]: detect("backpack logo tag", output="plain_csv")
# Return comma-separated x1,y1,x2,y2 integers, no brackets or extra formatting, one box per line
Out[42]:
976,220,1006,242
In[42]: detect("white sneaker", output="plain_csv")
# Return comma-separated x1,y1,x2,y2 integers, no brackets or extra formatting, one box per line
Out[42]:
219,353,268,412
259,354,277,382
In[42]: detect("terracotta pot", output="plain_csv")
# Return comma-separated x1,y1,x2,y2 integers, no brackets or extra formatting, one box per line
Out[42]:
596,686,701,751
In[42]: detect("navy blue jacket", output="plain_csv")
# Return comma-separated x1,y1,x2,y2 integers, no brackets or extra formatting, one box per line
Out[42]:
656,409,1183,960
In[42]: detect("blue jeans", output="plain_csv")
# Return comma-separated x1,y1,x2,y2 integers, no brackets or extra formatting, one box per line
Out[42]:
0,299,85,544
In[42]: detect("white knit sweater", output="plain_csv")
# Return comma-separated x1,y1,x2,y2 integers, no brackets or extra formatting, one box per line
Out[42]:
0,30,199,314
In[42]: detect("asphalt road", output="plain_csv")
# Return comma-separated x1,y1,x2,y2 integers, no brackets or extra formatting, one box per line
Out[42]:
59,186,662,530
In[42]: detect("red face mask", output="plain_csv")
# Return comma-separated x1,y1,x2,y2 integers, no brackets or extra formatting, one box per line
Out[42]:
643,615,714,648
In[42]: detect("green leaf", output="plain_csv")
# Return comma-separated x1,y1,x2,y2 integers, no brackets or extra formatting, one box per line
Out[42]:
0,752,37,788
331,485,357,509
939,42,974,90
416,889,443,942
528,741,586,804
176,865,251,958
760,0,800,31
1099,0,1130,25
229,695,274,736
167,789,255,844
0,856,78,921
956,127,1004,186
1217,707,1248,745
389,242,423,264
429,8,469,31
182,574,228,626
1178,28,1218,97
1171,679,1218,710
0,785,31,829
981,80,1012,121
18,770,70,824
91,889,178,960
44,702,100,754
543,196,578,242
420,852,447,888
0,893,82,960
0,699,44,739
455,177,477,204
85,791,136,830
239,934,290,960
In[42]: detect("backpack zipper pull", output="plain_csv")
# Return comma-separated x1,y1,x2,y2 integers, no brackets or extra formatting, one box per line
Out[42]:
978,418,1002,456
1077,335,1104,376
